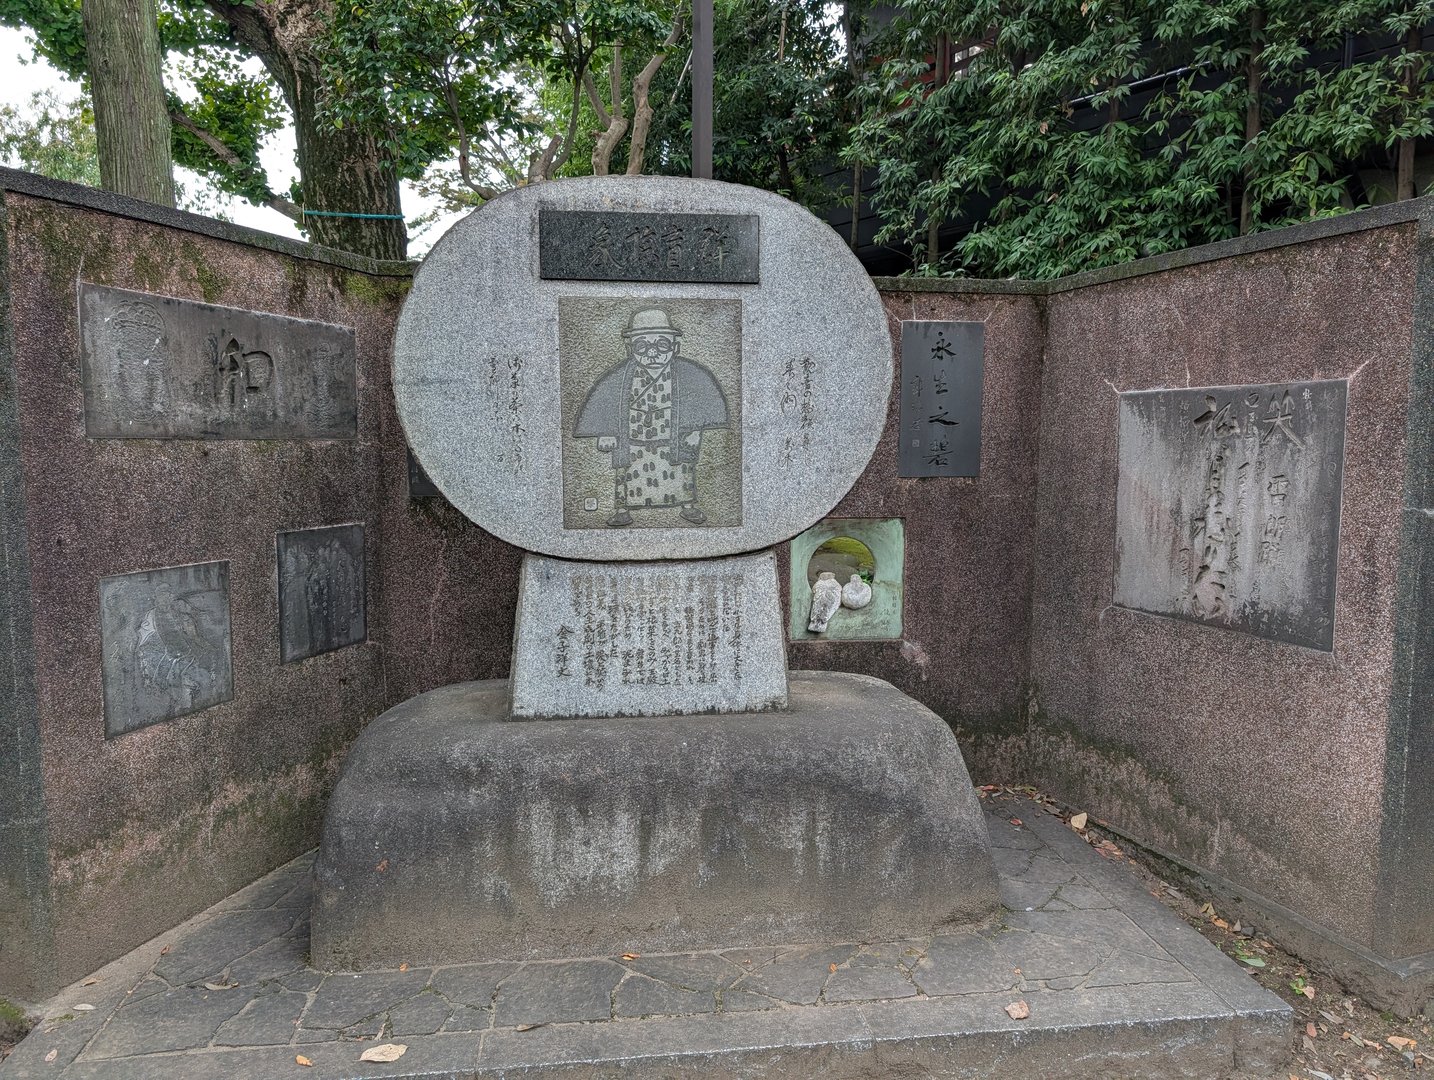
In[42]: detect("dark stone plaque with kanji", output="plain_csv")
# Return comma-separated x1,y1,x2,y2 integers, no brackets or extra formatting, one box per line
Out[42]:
897,321,985,477
80,283,357,440
539,210,759,284
277,524,366,663
1114,379,1347,650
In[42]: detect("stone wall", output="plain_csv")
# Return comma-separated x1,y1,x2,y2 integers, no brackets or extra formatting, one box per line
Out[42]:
0,171,518,1001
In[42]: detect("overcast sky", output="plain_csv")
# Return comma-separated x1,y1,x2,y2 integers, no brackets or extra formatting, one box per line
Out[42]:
0,26,465,256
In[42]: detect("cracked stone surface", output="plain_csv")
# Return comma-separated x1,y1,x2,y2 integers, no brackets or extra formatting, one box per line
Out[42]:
0,802,1292,1080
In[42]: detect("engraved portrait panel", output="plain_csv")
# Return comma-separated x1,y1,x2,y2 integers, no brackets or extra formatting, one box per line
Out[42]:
559,297,742,530
277,524,367,663
99,562,234,736
1114,380,1347,650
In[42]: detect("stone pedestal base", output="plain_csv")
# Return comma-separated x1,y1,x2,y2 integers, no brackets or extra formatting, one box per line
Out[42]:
311,672,999,971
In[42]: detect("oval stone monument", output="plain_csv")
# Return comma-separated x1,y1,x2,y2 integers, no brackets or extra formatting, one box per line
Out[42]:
312,178,997,970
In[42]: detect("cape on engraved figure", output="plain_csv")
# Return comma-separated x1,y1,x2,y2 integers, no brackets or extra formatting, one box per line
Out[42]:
574,307,729,527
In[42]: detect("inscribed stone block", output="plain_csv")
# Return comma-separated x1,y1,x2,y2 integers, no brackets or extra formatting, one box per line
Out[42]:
277,525,366,663
1113,380,1347,649
510,551,787,718
898,321,984,477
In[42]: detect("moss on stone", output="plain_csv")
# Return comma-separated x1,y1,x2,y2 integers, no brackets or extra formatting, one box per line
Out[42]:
340,269,410,306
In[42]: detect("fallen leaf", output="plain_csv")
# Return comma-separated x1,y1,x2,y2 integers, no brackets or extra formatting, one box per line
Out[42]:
1319,1010,1343,1026
1200,902,1216,917
44,1050,57,1063
1009,818,1023,826
829,963,838,973
81,977,100,987
1302,1034,1317,1053
398,963,409,972
203,981,236,992
1306,1022,1318,1039
515,1023,547,1032
1302,985,1315,999
1005,1000,1030,1020
159,945,171,956
72,1004,95,1012
296,1054,313,1067
621,953,640,961
1213,918,1229,930
358,1043,408,1063
1389,1036,1417,1050
376,859,389,873
1238,957,1265,968
1069,812,1087,831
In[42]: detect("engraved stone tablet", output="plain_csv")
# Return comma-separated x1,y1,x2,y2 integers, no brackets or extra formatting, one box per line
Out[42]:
511,551,787,718
278,524,366,663
539,209,760,283
79,283,357,440
898,321,984,477
1114,380,1347,650
99,561,233,736
394,177,893,561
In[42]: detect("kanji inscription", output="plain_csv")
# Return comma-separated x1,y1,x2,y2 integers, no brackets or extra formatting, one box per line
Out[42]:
539,210,759,284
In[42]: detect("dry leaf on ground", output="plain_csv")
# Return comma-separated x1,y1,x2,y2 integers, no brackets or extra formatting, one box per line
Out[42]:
296,1054,313,1067
1070,812,1088,830
1389,1036,1417,1050
621,953,640,961
515,1023,547,1032
203,981,236,992
43,1050,57,1063
1005,1001,1030,1020
358,1043,408,1063
72,1004,95,1012
80,977,99,987
398,963,409,972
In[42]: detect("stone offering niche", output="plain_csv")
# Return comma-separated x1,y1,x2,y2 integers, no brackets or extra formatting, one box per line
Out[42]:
1113,379,1347,650
789,518,905,641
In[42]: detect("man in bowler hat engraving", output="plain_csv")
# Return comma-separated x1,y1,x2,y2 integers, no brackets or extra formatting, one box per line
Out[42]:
575,307,729,527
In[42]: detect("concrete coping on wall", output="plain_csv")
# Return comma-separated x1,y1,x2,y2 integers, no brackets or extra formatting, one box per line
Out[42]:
0,166,416,278
4,165,1430,292
873,194,1434,296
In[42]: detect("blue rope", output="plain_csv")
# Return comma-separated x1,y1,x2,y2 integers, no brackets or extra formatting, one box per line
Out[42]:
301,210,406,220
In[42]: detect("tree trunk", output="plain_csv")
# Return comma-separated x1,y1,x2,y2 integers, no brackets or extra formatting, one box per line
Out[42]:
82,0,175,206
1398,25,1423,201
205,0,406,260
1239,7,1265,236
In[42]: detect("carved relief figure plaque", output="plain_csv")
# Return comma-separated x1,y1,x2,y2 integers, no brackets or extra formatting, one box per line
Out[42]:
277,524,366,663
898,321,985,478
1114,380,1347,650
99,561,234,736
79,283,357,439
539,210,760,284
559,298,742,530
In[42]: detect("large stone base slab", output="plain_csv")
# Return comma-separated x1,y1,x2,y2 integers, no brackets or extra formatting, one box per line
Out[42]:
311,671,998,970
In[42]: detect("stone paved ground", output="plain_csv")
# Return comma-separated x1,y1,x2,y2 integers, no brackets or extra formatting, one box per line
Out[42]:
0,799,1291,1079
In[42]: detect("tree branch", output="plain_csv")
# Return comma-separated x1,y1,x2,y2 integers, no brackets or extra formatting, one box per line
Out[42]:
627,13,685,176
167,104,301,220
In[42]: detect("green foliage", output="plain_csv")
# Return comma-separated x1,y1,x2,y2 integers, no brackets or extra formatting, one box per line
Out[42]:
849,0,1434,278
0,88,99,185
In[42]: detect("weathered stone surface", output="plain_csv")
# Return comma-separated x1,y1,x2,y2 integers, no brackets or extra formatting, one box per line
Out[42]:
310,672,998,970
510,551,786,718
277,524,366,664
98,561,233,736
79,283,356,440
898,320,984,477
392,176,893,560
538,209,761,283
1114,379,1348,650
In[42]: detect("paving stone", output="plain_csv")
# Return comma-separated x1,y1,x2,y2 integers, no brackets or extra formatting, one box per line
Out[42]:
85,985,256,1058
492,959,624,1027
730,943,857,1005
441,1003,494,1033
277,968,324,993
850,940,928,970
622,952,744,991
387,989,455,1036
914,933,1022,996
1005,909,1174,962
152,908,299,985
211,868,310,911
1053,883,1116,910
224,931,308,985
823,965,919,1003
122,974,172,1004
2,1005,110,1073
997,930,1104,982
719,989,781,1013
213,989,307,1046
986,818,1043,850
1020,853,1085,884
991,847,1035,878
1085,949,1193,988
1000,879,1061,911
720,946,786,969
300,969,431,1030
341,1015,386,1040
430,962,521,1009
613,973,716,1017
